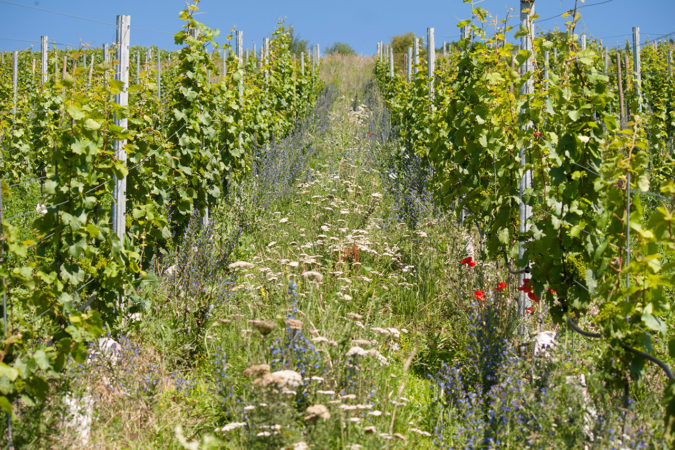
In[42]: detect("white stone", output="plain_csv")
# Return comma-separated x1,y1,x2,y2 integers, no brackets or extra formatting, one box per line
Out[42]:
63,394,94,446
91,337,121,364
532,331,556,358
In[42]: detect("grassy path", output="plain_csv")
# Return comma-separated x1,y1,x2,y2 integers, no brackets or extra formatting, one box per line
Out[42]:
17,55,457,449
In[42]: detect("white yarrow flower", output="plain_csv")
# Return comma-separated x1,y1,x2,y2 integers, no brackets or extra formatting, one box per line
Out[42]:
229,261,254,270
215,422,247,432
302,271,323,282
254,370,303,389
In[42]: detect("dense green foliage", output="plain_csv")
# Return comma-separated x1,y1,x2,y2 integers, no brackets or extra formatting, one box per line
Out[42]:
288,26,310,56
0,1,320,421
376,5,674,441
0,47,668,448
390,32,420,69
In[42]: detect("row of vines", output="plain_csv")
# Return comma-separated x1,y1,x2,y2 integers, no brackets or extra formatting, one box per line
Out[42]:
0,2,321,417
375,4,674,440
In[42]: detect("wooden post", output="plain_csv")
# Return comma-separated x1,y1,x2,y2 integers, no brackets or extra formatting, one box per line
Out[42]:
264,37,270,78
626,27,641,298
311,44,315,71
135,51,140,84
236,29,244,159
377,42,381,60
632,27,642,112
544,50,549,91
580,33,586,50
461,25,469,40
103,43,109,83
300,51,305,76
156,50,161,101
427,27,435,99
617,55,625,126
41,36,48,85
389,46,394,78
313,44,320,71
88,54,94,86
146,47,151,71
623,50,630,85
292,54,297,118
623,53,631,118
12,51,18,115
61,55,67,79
443,41,447,57
406,47,412,82
236,31,243,64
236,30,243,98
518,0,535,323
112,15,130,244
413,37,419,74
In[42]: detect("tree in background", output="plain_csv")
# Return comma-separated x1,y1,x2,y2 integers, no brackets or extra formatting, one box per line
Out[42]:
326,42,356,56
289,26,309,56
390,32,425,72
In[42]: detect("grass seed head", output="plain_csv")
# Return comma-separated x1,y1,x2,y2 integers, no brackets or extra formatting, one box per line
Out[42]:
248,319,277,336
304,404,331,421
243,364,270,377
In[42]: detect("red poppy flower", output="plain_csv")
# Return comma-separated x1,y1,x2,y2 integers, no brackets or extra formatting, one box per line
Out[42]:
518,278,532,292
460,256,474,265
527,291,540,303
526,305,535,315
533,131,542,138
468,261,476,267
495,282,507,291
548,287,557,294
368,132,372,136
474,290,485,301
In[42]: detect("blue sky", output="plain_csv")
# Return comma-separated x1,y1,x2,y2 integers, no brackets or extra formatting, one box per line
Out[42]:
1,0,674,54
